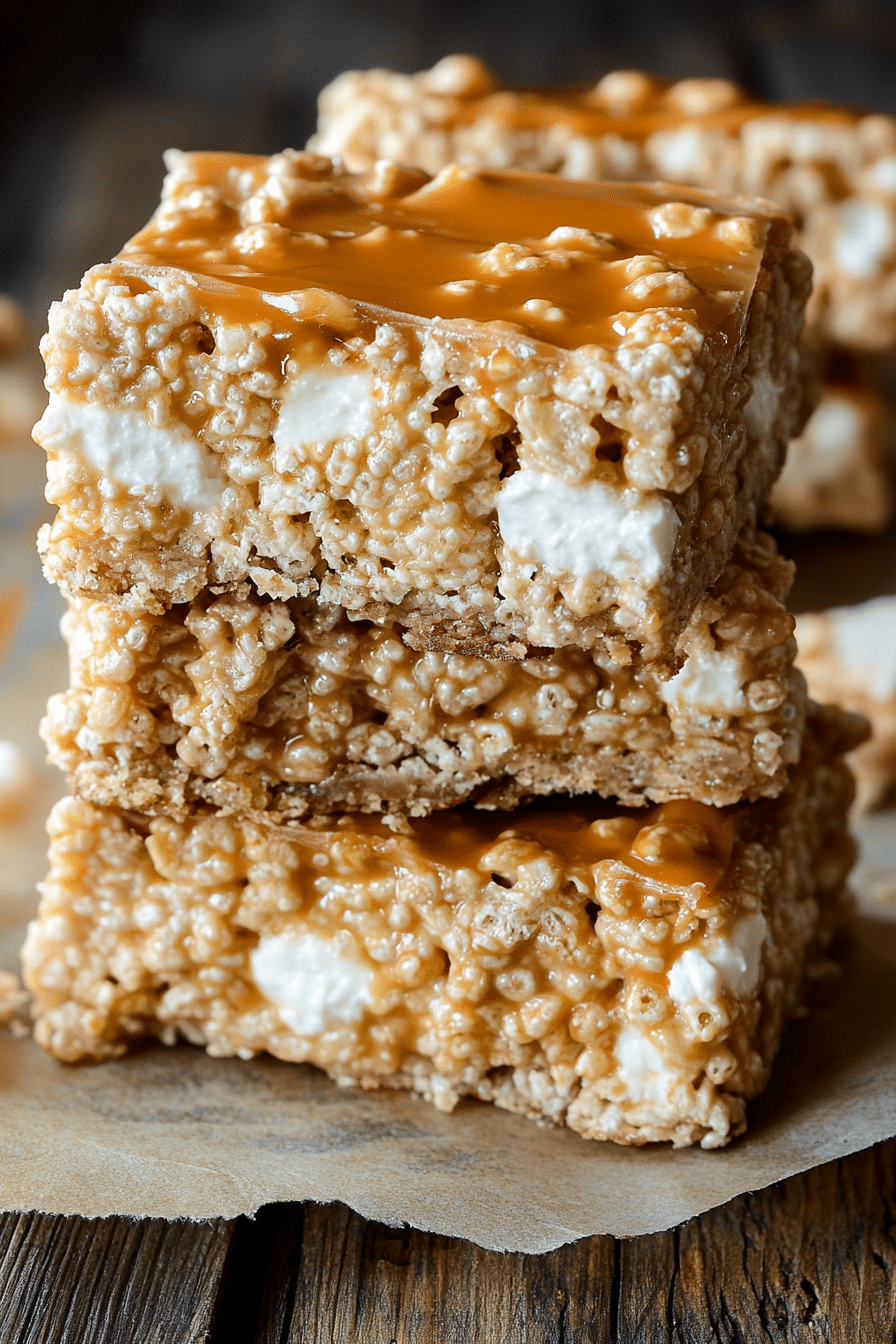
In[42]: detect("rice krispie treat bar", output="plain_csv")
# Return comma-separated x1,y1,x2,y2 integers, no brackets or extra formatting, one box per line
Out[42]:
311,54,896,349
22,703,861,1149
43,529,805,819
770,370,891,532
796,596,896,810
35,150,811,663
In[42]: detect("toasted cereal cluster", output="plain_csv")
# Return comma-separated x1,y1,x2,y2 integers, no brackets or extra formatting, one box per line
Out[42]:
42,530,804,818
22,705,859,1148
0,971,29,1033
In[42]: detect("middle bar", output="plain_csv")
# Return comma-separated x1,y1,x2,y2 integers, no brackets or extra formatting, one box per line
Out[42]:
43,528,804,819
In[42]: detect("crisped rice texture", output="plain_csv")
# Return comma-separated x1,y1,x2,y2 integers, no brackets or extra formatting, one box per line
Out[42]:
36,150,811,663
22,704,861,1149
43,530,805,819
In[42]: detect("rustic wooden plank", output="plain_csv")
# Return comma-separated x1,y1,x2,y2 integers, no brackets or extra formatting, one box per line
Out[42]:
204,1204,303,1343
258,1200,615,1344
237,1145,896,1342
0,1211,234,1344
247,1205,306,1344
617,1140,896,1343
0,1159,889,1344
850,1144,896,1343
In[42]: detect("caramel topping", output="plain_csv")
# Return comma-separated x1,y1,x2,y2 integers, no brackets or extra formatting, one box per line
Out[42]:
0,585,24,666
302,795,734,897
118,156,775,351
448,73,865,140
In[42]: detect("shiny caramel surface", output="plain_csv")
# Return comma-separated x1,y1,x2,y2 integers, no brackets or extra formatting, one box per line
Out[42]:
448,76,864,139
324,795,735,896
118,156,775,350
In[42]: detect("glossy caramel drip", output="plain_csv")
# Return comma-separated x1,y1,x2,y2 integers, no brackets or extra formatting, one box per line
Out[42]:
118,158,775,351
446,75,865,140
0,586,24,666
317,795,735,897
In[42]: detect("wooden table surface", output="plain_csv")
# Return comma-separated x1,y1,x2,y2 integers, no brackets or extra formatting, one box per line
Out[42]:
0,1139,892,1341
2,14,896,1342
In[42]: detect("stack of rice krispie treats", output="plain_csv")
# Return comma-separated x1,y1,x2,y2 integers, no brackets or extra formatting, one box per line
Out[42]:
313,55,896,533
23,148,863,1148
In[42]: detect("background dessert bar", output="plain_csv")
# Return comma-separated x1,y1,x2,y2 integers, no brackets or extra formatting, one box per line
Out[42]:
311,55,896,535
312,56,896,350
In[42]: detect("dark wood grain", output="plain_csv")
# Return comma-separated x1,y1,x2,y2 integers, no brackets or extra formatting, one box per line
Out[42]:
0,1211,234,1344
197,1142,896,1344
620,1141,896,1344
2,1147,893,1344
251,1201,616,1344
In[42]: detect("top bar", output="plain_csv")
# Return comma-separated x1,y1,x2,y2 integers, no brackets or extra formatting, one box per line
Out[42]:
311,55,896,349
35,151,809,662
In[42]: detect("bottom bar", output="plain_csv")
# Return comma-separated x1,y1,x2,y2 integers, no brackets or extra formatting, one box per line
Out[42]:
23,705,862,1149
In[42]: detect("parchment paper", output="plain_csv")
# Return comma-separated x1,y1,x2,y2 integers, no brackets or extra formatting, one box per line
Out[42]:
0,485,895,1251
0,649,893,1249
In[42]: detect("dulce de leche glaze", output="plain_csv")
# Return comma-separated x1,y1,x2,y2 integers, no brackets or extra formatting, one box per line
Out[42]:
307,795,735,896
446,73,865,141
117,154,778,350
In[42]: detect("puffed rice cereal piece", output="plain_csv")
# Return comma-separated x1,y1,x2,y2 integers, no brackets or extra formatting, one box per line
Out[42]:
42,528,805,819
